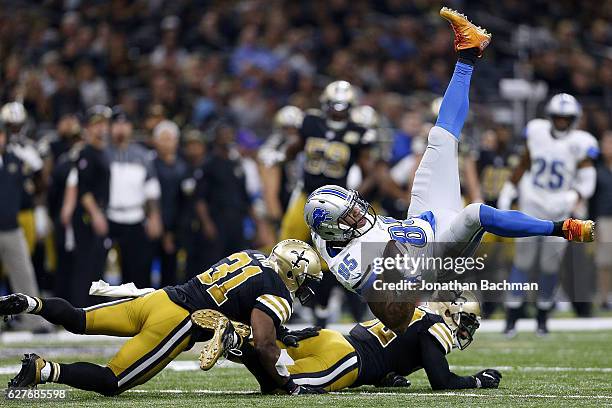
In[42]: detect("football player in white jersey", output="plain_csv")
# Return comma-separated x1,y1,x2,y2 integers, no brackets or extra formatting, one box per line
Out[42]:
303,8,595,335
497,93,599,336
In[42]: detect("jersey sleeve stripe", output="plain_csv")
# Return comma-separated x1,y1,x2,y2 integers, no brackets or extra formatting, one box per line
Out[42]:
429,325,452,353
434,322,454,346
264,294,291,322
257,295,290,323
256,296,286,323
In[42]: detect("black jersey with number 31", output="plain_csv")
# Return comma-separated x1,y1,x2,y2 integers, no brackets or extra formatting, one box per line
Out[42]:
164,250,293,328
300,112,373,195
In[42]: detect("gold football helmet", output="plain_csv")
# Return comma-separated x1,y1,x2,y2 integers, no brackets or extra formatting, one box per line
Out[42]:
274,105,304,129
428,290,481,350
268,239,322,304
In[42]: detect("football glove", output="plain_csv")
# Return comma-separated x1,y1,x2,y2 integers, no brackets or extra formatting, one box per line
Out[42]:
282,379,326,395
377,372,411,388
277,326,322,347
473,369,502,388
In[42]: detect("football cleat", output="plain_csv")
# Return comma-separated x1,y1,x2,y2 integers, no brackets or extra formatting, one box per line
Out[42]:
440,7,492,56
8,354,46,388
562,219,595,242
0,294,29,317
191,309,251,371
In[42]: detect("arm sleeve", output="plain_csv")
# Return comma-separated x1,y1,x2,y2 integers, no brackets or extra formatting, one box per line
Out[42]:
420,332,477,390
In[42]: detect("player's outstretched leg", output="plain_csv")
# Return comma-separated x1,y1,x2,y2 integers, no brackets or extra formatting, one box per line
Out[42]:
439,203,595,257
0,294,86,333
408,8,491,223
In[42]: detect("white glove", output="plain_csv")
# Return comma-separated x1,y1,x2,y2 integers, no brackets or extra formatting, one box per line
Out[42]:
497,181,518,210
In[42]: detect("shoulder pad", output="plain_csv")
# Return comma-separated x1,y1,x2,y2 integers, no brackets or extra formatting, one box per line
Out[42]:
525,119,549,139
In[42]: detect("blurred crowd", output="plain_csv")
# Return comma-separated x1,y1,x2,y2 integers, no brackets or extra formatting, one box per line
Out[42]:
0,0,610,327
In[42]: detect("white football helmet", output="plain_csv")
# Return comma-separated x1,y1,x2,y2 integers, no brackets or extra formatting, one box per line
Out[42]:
428,290,481,350
545,93,582,138
304,185,375,242
274,105,304,129
320,80,357,129
350,105,379,129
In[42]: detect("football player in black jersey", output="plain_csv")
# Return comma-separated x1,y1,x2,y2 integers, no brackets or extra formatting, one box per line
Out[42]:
235,291,501,392
279,80,376,243
1,240,324,396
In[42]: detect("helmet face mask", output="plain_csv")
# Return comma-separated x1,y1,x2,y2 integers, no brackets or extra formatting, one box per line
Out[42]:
337,193,376,241
428,290,481,350
455,311,480,350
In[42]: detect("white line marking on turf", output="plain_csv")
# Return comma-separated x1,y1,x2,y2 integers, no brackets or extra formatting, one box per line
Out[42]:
122,389,612,399
1,361,610,375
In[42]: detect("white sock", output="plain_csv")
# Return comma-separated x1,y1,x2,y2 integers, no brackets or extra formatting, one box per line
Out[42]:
40,362,51,382
24,295,39,314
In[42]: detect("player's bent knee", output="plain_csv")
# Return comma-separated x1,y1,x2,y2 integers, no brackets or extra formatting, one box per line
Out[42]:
97,367,121,396
463,203,482,227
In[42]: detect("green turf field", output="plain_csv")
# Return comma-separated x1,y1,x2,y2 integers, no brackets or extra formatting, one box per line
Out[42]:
1,330,611,407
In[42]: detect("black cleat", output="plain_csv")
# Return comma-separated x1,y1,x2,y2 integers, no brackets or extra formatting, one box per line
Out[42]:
0,294,29,317
8,354,46,388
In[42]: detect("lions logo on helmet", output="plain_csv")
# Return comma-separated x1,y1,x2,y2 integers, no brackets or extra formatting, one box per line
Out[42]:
312,208,332,230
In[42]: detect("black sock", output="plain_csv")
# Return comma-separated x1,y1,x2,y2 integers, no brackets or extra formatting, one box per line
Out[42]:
458,48,480,66
36,298,86,334
57,362,119,396
551,221,564,237
536,308,549,327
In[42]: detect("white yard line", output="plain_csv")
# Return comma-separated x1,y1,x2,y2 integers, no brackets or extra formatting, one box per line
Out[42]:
123,389,612,399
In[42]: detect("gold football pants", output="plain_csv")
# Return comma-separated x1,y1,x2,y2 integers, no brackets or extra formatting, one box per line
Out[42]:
83,290,192,391
279,192,310,242
281,329,359,391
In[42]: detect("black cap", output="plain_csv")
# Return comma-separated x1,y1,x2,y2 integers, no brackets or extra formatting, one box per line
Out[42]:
86,105,112,124
111,105,132,123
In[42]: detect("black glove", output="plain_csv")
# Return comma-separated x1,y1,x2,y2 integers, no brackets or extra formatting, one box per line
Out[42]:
282,379,326,395
278,326,322,347
473,369,502,388
377,372,411,388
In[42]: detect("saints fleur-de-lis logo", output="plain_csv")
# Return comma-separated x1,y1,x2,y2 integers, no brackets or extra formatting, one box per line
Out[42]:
291,249,309,269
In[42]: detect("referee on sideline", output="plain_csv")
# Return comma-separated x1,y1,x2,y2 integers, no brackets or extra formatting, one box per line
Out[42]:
107,107,162,288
